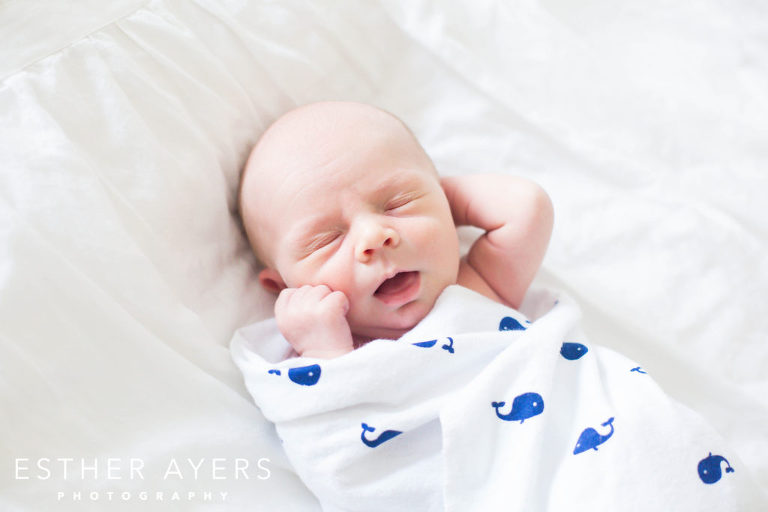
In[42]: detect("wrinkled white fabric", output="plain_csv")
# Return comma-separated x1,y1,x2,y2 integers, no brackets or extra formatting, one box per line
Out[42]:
2,0,767,509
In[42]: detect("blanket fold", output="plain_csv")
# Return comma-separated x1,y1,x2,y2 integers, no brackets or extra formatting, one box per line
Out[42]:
231,285,761,511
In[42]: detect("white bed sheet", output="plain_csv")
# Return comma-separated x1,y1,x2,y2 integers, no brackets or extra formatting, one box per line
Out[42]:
1,0,766,510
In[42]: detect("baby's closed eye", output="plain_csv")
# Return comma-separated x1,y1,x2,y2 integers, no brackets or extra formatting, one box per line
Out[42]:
385,192,422,212
305,231,342,253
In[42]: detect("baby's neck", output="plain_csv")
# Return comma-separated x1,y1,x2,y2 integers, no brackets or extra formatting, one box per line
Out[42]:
352,333,374,349
352,330,404,348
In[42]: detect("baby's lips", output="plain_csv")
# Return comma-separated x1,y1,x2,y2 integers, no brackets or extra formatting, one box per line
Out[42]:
371,271,421,308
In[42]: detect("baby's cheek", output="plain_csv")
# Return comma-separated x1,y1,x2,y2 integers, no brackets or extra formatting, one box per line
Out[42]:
417,217,456,252
421,218,461,278
315,259,355,295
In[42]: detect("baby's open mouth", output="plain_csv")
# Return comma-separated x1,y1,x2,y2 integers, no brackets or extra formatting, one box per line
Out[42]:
374,271,421,306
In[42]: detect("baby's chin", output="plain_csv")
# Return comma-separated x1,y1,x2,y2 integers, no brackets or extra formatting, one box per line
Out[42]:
351,297,434,342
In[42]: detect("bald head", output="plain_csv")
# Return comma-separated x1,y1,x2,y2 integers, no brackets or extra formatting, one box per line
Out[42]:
238,101,437,267
248,102,421,167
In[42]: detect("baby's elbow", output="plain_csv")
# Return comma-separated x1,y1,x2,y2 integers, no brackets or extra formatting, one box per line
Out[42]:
512,178,554,235
532,183,554,234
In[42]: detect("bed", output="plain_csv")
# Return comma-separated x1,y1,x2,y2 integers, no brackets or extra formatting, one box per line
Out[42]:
2,0,766,510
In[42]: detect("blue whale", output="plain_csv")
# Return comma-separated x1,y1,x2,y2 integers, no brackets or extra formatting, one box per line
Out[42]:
412,337,455,354
698,453,735,484
499,316,527,331
288,364,321,386
492,392,544,423
560,342,588,360
360,423,402,448
573,417,615,454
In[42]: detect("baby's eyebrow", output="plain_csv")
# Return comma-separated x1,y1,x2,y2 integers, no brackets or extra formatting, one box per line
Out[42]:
381,173,424,189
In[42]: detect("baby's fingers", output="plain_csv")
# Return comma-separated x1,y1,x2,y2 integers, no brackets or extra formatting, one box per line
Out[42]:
275,287,296,308
322,290,350,315
304,284,334,302
275,285,344,312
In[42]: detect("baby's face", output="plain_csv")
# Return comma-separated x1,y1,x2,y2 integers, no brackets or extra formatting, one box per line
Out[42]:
241,102,460,341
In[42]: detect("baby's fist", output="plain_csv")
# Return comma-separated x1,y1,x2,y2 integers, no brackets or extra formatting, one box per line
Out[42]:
274,285,354,358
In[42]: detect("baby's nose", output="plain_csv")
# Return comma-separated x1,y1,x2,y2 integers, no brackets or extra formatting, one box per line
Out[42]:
355,221,400,263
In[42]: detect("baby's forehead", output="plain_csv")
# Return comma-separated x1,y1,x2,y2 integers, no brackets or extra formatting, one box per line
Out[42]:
266,159,431,214
245,108,425,189
257,104,409,161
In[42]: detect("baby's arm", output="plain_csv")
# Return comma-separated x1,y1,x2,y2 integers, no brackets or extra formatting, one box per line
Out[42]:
441,174,554,309
275,285,354,359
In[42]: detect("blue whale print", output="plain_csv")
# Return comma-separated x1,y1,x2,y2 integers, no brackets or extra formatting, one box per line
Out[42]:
288,364,321,386
499,316,528,331
267,369,281,376
630,366,647,374
412,337,455,354
698,453,735,484
492,392,544,423
574,417,615,454
560,342,588,360
360,423,402,448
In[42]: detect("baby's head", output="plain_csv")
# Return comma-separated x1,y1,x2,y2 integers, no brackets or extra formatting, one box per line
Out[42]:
239,101,459,341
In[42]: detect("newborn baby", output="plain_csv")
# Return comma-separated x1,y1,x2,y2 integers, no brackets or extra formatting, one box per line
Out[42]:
238,101,553,358
233,102,758,511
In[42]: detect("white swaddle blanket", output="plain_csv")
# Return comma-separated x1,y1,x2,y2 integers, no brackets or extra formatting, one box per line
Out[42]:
231,285,761,511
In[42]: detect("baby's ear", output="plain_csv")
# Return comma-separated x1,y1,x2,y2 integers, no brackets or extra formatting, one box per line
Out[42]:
258,267,287,294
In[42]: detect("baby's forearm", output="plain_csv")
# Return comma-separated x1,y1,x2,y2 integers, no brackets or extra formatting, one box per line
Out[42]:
441,174,548,230
441,174,553,308
282,328,354,359
299,345,354,359
280,322,354,359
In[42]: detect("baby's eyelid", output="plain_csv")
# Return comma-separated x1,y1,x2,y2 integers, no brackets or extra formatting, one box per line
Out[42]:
386,193,417,210
306,231,341,252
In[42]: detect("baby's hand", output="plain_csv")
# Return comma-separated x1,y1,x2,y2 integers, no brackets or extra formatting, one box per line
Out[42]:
275,285,354,359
